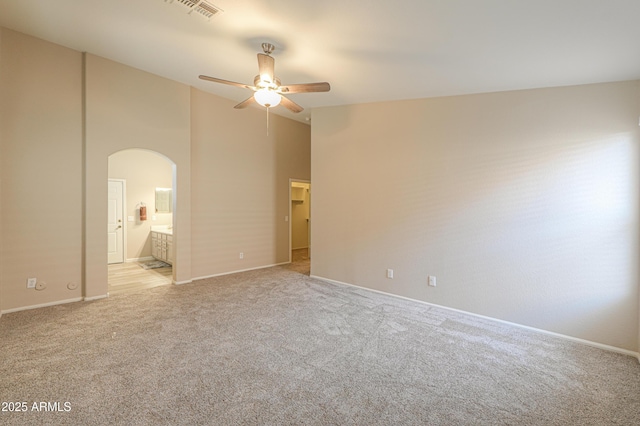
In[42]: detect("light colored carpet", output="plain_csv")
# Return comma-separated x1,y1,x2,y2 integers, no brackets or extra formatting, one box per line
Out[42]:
1,264,639,425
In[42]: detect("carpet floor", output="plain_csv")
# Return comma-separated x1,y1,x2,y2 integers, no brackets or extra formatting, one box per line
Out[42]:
1,263,639,425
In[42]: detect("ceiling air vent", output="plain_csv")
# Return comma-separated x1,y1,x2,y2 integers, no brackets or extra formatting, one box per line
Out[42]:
166,0,224,20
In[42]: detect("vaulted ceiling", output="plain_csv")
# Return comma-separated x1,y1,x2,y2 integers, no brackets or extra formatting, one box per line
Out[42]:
2,0,640,123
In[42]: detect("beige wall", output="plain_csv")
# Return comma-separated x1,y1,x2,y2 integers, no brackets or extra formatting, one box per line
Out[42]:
1,28,310,311
0,28,84,310
108,149,173,261
312,81,640,352
85,54,192,294
0,27,3,315
190,87,311,279
0,28,4,315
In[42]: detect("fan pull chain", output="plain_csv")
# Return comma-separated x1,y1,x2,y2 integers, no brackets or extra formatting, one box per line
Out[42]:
266,106,270,136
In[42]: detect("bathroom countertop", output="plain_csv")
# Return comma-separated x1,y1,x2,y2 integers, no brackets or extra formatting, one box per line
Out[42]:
151,226,173,235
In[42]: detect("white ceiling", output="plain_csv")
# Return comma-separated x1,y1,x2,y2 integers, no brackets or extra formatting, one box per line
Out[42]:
2,0,640,123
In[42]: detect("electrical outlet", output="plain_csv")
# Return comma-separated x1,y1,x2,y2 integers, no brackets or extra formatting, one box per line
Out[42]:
27,278,37,289
239,252,244,259
428,276,437,287
387,269,394,279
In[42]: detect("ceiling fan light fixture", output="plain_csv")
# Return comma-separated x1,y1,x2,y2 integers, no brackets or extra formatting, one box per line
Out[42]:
199,42,329,115
254,88,281,108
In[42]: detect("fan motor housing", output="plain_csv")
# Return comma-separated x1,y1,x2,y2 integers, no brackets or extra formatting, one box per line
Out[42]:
254,75,281,89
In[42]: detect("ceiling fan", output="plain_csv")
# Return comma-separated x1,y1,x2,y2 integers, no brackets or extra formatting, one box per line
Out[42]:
199,43,330,113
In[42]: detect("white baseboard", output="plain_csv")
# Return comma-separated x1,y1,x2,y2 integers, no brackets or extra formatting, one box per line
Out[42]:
126,256,154,263
311,275,640,361
83,294,108,302
0,262,290,314
192,262,289,282
1,297,84,315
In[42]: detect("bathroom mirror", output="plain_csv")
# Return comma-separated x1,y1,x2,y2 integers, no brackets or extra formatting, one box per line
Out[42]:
155,188,172,213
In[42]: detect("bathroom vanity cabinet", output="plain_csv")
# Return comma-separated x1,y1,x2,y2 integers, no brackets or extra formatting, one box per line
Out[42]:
151,229,173,265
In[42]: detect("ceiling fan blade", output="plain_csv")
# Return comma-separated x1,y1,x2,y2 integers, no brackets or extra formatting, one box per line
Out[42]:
199,75,255,90
257,53,275,83
234,96,256,109
278,82,330,94
279,95,304,113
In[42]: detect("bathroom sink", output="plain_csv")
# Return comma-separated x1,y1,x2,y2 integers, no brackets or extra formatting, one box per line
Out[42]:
150,225,173,235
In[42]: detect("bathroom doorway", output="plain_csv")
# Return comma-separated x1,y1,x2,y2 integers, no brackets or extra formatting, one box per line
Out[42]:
107,149,175,293
290,179,311,272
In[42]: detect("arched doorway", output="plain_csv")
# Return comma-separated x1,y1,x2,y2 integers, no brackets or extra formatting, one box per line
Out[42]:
106,149,176,294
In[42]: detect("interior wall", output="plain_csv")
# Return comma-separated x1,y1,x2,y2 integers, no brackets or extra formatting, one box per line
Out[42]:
189,87,311,279
0,28,83,311
108,149,173,261
0,27,311,312
0,27,4,315
85,54,192,294
312,81,640,352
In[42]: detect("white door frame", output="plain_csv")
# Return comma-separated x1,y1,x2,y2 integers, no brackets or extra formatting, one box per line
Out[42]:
107,178,126,264
289,178,310,263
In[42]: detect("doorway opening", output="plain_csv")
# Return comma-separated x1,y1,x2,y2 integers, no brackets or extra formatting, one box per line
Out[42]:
289,179,311,275
107,149,176,294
